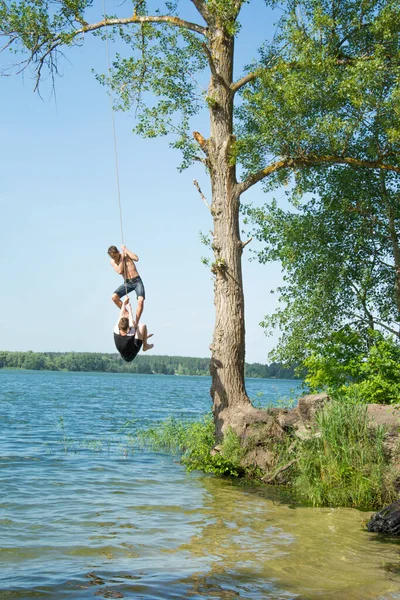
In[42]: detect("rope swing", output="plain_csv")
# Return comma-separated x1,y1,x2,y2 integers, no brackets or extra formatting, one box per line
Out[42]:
102,0,128,292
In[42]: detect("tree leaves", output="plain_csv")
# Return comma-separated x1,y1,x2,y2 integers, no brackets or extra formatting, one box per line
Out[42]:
248,165,400,366
235,0,400,180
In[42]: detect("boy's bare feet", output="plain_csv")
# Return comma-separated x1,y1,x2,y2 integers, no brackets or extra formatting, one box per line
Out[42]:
143,333,154,352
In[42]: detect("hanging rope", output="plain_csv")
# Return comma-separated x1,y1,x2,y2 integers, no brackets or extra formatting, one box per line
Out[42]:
102,0,128,293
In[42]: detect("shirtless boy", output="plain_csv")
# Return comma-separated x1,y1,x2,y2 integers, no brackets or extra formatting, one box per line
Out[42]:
108,244,145,325
113,297,153,363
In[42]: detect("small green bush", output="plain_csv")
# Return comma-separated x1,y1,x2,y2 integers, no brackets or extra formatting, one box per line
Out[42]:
304,332,400,404
138,415,245,476
346,339,400,404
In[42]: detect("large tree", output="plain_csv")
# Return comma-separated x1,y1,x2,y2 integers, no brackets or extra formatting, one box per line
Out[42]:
2,0,400,438
248,167,400,366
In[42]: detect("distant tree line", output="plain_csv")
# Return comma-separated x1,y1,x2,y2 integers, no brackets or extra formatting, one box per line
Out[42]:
0,351,298,379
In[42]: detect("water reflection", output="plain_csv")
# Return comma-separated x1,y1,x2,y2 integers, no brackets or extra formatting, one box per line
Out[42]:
161,477,400,600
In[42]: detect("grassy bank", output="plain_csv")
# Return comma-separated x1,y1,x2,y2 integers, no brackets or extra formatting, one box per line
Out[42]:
138,415,246,477
292,401,397,508
138,400,398,510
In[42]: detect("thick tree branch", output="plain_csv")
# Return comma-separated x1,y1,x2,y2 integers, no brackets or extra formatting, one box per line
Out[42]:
234,1,247,13
190,0,212,23
231,49,288,94
345,311,399,337
238,155,400,195
17,12,206,89
193,155,208,166
369,318,400,337
76,14,206,36
231,70,259,93
336,23,371,51
201,42,218,79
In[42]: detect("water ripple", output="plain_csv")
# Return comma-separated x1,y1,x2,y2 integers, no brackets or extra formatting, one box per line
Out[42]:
1,370,400,599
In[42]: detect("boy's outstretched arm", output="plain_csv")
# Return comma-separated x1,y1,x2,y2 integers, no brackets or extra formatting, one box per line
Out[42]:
124,297,136,328
119,298,129,319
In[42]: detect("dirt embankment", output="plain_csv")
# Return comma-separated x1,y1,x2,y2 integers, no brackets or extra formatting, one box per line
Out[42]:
237,394,400,484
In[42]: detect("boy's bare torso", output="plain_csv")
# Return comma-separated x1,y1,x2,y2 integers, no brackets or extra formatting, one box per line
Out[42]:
112,255,139,280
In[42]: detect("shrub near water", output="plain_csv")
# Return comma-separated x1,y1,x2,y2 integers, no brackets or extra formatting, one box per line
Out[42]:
293,400,397,509
138,414,245,477
303,332,400,404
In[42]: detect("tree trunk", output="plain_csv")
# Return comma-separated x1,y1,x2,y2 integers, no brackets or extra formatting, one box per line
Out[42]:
381,173,400,324
206,28,254,440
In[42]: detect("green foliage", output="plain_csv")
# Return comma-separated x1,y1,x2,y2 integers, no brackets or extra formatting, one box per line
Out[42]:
0,350,298,379
138,414,245,476
95,16,207,170
0,0,208,167
246,361,297,379
0,0,89,56
2,0,399,175
236,0,400,183
58,416,75,453
293,399,397,509
247,151,400,408
247,166,400,368
304,332,400,404
205,94,218,108
302,328,368,390
351,338,400,404
205,0,248,35
211,257,227,274
199,230,212,268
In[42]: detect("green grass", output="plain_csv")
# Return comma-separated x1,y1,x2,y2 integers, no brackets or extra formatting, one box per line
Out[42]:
138,414,245,476
293,400,397,509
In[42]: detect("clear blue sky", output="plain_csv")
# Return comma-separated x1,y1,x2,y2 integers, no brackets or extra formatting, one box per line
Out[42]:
0,0,288,363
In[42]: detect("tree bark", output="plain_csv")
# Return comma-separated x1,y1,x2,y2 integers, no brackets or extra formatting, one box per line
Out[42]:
380,173,400,323
206,27,254,440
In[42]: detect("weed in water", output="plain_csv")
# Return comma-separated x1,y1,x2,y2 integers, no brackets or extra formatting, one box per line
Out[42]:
58,417,76,453
137,414,245,477
275,395,296,410
251,392,265,409
79,438,104,452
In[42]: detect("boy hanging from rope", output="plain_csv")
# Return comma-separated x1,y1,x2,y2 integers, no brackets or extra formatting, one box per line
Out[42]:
108,244,145,326
113,297,153,362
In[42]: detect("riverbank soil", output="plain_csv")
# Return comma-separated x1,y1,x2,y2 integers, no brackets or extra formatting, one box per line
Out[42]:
230,394,400,518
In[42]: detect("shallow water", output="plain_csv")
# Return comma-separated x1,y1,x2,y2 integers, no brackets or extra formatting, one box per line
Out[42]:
1,370,400,599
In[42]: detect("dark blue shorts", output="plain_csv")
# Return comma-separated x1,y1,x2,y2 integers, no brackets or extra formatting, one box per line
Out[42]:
114,276,145,299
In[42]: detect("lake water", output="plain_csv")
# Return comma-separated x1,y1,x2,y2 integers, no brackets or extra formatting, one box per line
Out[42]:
1,369,400,600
